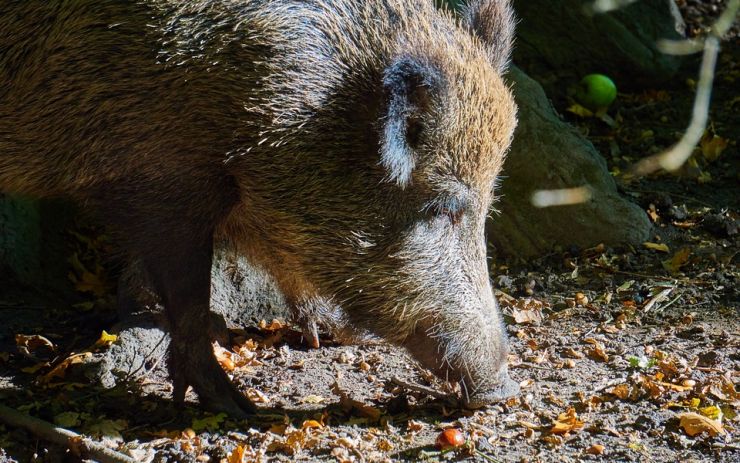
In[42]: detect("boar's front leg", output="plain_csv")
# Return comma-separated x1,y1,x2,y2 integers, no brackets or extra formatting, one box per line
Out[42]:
104,176,254,419
143,232,255,418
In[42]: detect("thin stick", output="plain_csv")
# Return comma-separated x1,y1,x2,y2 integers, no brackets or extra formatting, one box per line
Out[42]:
643,287,675,313
0,404,137,463
390,377,449,400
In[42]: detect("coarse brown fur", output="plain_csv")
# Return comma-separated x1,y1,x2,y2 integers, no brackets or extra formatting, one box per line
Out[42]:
0,0,518,416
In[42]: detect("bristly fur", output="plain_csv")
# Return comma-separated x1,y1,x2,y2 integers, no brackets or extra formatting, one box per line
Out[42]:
0,0,519,410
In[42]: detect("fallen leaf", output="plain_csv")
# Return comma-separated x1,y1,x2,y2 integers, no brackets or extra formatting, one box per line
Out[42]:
227,445,250,463
678,412,724,437
94,330,118,348
698,405,722,421
42,352,92,383
513,307,543,325
643,242,670,253
700,134,729,162
84,418,127,442
301,419,324,430
15,334,55,355
191,413,227,432
585,444,605,455
662,248,691,274
584,339,609,363
551,408,584,435
213,342,236,372
301,395,326,404
247,388,270,404
566,103,595,118
259,319,287,331
610,384,631,400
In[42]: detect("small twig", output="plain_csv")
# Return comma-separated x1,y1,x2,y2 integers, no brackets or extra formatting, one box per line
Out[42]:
475,449,501,462
656,293,683,313
0,404,137,463
390,377,449,400
592,378,627,393
510,362,551,371
643,287,674,313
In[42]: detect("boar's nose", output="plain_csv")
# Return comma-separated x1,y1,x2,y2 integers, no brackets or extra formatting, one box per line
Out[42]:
462,368,520,409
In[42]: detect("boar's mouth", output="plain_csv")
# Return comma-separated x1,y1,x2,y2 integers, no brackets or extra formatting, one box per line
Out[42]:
401,318,518,408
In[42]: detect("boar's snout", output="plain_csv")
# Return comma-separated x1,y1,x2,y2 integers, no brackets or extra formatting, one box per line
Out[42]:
462,367,519,409
402,298,518,408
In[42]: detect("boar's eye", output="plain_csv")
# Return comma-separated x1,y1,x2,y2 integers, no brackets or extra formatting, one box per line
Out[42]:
440,205,465,225
427,195,467,225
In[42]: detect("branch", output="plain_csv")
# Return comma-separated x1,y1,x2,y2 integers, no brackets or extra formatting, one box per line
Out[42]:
632,0,739,176
0,404,137,463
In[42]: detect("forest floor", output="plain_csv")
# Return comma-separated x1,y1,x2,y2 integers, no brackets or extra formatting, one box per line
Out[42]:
1,3,738,463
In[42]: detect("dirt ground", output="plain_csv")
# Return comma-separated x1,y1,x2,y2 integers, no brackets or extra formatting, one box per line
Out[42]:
1,3,738,463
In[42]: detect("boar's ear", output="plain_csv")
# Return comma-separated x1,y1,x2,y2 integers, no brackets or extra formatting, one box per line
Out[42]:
381,57,441,188
461,0,515,73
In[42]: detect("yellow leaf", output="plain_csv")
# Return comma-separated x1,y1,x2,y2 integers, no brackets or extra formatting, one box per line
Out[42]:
94,330,118,348
678,412,724,437
191,413,226,432
700,135,729,162
643,242,670,253
566,104,595,118
698,405,722,421
662,247,691,274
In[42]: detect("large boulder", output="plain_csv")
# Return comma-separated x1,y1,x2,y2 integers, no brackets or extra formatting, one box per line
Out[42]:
488,66,652,257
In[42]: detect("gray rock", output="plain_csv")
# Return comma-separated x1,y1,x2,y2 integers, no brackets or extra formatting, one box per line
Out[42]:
488,67,652,257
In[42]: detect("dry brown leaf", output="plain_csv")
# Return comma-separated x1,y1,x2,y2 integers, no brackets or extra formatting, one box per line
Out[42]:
227,444,249,463
586,343,609,363
259,319,287,331
678,412,725,437
585,444,605,455
562,348,584,359
513,308,543,325
550,408,584,435
41,352,92,383
246,388,270,404
610,384,631,400
15,334,55,355
213,342,236,372
301,420,324,430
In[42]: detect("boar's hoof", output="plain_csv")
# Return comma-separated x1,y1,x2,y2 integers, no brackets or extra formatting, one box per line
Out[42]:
169,339,255,419
463,374,520,409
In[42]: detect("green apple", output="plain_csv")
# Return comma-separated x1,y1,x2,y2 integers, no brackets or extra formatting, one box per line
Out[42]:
575,74,617,111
